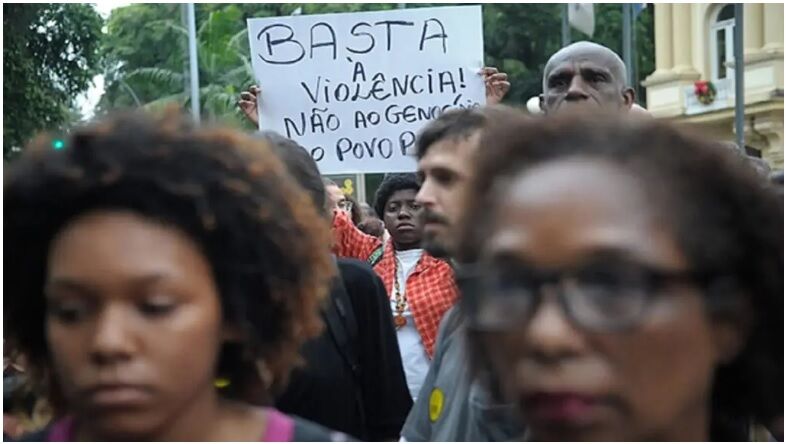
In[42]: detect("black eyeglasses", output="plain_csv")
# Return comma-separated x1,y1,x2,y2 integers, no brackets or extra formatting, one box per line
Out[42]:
457,261,713,332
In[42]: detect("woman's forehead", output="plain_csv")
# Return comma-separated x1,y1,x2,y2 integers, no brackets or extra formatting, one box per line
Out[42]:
387,188,419,201
503,158,637,205
483,158,686,268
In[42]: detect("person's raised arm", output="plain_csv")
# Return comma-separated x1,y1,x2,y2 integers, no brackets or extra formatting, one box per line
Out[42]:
481,67,511,105
332,209,382,261
238,85,261,127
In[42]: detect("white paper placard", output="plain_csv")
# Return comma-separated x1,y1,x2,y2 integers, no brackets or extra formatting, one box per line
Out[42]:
248,6,485,174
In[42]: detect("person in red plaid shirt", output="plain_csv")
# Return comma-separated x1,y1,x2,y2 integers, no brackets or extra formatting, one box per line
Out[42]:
331,173,457,401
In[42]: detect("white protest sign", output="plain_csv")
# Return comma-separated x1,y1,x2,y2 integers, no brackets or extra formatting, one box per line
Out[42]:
247,6,485,174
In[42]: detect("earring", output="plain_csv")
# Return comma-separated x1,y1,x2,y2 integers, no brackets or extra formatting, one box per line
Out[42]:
255,359,272,389
214,377,231,389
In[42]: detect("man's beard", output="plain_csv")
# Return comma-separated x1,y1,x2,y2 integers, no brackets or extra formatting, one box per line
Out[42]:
422,233,452,258
420,208,453,258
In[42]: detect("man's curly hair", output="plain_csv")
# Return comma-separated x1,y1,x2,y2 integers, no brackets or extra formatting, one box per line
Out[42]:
373,173,420,219
458,113,783,441
4,109,334,406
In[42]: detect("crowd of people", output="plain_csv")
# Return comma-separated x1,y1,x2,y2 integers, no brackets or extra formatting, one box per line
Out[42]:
3,40,783,442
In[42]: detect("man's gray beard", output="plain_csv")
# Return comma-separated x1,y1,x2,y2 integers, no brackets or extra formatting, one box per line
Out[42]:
423,236,452,259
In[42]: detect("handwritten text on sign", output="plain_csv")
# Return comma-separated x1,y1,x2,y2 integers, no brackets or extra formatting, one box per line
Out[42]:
247,6,485,174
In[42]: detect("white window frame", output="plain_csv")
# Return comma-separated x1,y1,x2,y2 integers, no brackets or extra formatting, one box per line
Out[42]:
710,4,735,81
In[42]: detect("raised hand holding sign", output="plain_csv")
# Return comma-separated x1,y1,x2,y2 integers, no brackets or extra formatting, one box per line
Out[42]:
247,6,485,174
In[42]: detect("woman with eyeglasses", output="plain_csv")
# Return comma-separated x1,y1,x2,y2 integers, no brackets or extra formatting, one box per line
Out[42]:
456,114,783,441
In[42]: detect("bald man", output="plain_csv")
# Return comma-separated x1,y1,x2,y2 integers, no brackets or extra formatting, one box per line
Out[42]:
540,41,635,115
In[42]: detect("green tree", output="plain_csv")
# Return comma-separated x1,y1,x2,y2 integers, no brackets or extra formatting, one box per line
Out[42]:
97,3,185,113
120,6,255,126
99,3,402,127
3,3,103,158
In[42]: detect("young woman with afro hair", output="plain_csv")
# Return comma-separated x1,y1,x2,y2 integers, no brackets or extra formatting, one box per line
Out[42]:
4,110,348,441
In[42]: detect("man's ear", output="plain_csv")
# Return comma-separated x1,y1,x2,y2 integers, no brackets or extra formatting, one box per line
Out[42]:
538,94,545,112
622,87,635,109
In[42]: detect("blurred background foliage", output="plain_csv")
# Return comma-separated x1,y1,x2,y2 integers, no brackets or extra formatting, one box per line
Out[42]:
3,3,654,158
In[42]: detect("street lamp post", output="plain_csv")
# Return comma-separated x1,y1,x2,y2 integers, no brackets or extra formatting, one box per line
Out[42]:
733,3,745,150
187,3,200,124
561,4,570,47
622,4,634,87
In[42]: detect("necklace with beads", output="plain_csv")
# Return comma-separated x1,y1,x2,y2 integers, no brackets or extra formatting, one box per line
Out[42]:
392,255,408,329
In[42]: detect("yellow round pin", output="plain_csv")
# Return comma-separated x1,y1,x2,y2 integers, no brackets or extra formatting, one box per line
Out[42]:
428,387,445,422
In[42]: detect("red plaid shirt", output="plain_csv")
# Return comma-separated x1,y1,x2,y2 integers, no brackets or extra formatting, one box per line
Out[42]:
332,211,457,357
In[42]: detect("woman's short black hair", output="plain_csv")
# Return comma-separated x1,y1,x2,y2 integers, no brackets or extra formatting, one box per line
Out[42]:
4,109,334,404
373,173,420,218
458,113,783,439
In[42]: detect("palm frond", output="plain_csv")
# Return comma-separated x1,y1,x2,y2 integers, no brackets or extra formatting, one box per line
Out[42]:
126,67,184,90
228,28,249,51
143,91,187,112
146,19,188,39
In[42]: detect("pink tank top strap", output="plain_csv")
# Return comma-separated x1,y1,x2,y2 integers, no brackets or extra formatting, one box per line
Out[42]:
261,408,295,442
47,416,75,441
44,409,295,441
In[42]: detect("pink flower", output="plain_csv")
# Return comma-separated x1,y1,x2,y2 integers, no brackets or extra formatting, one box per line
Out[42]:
694,80,712,97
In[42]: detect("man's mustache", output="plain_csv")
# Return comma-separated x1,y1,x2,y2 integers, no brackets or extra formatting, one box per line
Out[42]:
421,208,450,225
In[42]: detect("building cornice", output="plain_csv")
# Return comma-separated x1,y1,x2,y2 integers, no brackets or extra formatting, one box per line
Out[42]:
665,100,784,124
727,49,785,68
642,71,702,87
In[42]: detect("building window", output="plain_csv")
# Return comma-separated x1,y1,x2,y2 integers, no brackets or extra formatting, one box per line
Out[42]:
710,4,735,81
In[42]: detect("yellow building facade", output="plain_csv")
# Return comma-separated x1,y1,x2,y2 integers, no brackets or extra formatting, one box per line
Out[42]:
642,3,783,169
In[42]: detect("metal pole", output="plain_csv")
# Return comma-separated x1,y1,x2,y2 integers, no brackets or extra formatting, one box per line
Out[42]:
187,3,200,124
562,4,570,47
631,10,639,97
734,3,744,149
181,4,190,102
622,3,633,87
356,174,366,204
